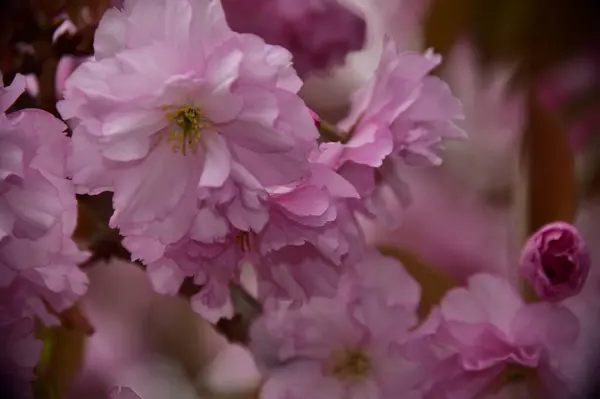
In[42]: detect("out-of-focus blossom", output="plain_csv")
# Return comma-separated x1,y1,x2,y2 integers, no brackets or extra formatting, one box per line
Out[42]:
109,386,142,399
424,274,579,399
0,316,42,399
319,37,464,229
1,74,89,325
440,40,524,198
221,0,366,76
520,222,590,302
372,0,429,51
249,252,424,399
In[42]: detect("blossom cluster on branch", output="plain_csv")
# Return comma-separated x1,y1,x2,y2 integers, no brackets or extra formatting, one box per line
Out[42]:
0,0,594,398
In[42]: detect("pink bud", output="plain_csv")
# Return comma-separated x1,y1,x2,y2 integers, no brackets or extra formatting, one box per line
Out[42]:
519,221,590,302
309,109,321,128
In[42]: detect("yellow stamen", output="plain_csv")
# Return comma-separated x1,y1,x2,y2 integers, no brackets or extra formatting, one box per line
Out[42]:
164,105,212,155
235,231,253,253
327,347,371,380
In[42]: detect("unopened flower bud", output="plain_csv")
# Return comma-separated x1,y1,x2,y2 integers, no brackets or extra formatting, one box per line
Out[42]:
519,221,590,302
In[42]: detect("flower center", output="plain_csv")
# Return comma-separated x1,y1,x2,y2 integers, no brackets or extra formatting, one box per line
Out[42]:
327,347,371,381
235,231,254,253
164,105,212,155
541,253,575,284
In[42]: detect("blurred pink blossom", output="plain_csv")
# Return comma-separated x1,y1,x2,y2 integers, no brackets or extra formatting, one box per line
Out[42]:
424,274,578,399
1,74,88,325
250,251,424,399
221,0,366,76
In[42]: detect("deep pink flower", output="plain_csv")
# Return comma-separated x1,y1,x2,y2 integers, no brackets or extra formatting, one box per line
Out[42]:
221,0,366,76
520,222,590,302
249,252,424,399
1,74,89,325
425,274,579,399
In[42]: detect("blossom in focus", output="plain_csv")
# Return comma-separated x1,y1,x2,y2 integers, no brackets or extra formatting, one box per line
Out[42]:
319,37,464,228
249,252,424,399
520,222,590,302
60,0,317,236
1,74,89,325
57,0,338,320
424,274,579,399
221,0,366,76
129,162,360,322
0,316,42,399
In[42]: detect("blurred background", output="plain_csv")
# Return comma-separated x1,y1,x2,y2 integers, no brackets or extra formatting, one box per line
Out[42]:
1,0,600,398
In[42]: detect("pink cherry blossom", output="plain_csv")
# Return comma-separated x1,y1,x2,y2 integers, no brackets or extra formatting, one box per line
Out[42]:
329,36,465,168
221,0,366,76
56,0,344,321
520,222,590,302
367,40,524,279
424,274,579,399
127,162,360,322
319,36,464,229
249,252,425,399
59,0,317,244
1,74,89,325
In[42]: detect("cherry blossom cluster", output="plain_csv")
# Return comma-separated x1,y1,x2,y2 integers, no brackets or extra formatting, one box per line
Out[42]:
0,0,593,398
1,74,88,394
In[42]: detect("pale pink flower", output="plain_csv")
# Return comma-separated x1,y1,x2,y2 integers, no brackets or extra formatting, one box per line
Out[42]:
328,37,464,168
319,37,464,229
1,74,89,325
425,274,579,399
221,0,366,76
520,222,590,302
0,315,42,399
127,163,360,322
250,253,424,399
59,0,318,247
